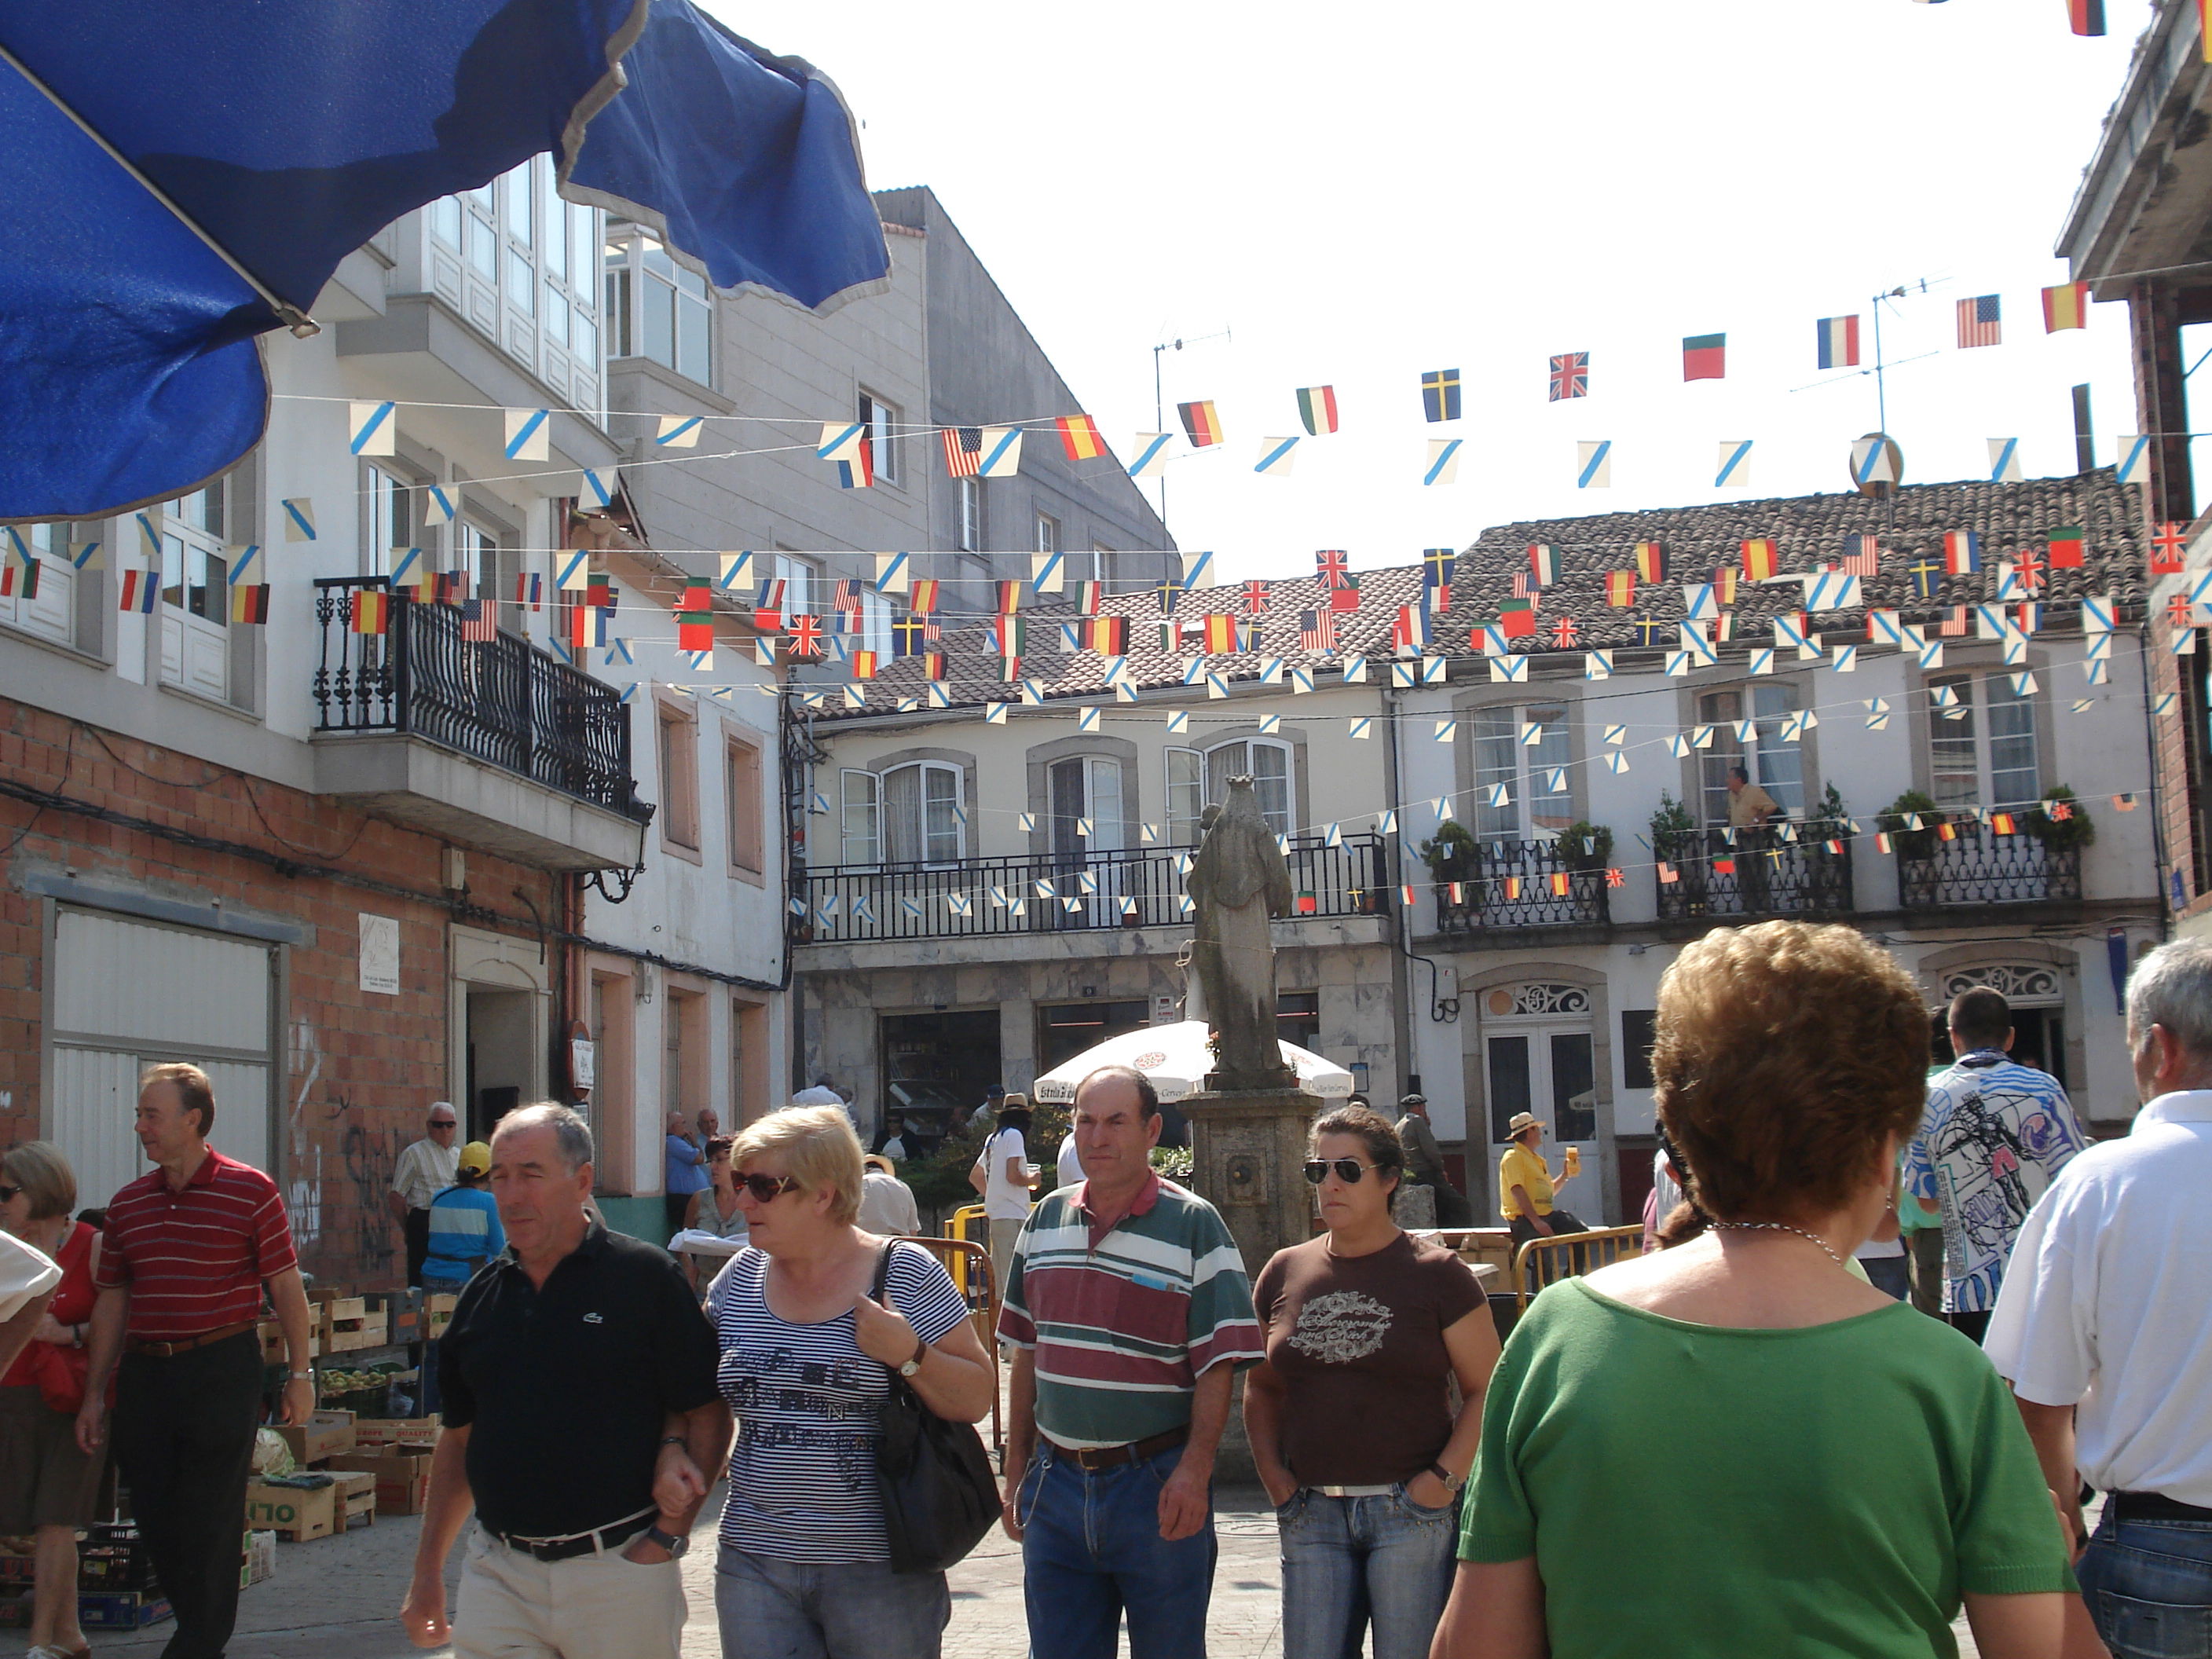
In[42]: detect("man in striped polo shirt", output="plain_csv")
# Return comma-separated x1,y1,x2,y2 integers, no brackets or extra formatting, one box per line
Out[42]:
77,1062,316,1659
998,1064,1262,1659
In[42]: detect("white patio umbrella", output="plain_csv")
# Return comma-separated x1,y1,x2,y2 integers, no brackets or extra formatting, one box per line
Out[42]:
1031,1020,1354,1104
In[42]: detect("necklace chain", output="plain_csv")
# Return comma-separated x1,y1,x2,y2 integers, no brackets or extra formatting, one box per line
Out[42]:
1709,1219,1848,1269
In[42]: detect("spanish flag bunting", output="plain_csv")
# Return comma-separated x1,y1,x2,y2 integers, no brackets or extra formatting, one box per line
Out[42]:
1501,876,1522,901
851,650,878,680
1990,811,2017,835
2042,281,2089,332
925,651,947,681
1938,821,1959,842
1741,538,1778,581
1202,613,1239,654
1605,570,1636,608
229,583,270,624
1548,871,1572,897
352,589,391,635
2048,526,2086,568
1635,541,1668,583
907,578,939,614
1712,567,1738,606
1177,400,1223,448
1057,414,1108,460
1298,386,1339,436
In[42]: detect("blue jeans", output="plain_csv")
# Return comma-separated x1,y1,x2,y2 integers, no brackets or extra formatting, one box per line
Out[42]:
712,1543,950,1659
2078,1508,2212,1658
1016,1441,1215,1659
1277,1486,1458,1659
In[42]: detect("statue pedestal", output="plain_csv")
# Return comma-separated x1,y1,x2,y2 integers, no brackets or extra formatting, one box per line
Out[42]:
1181,1086,1318,1487
1181,1086,1320,1277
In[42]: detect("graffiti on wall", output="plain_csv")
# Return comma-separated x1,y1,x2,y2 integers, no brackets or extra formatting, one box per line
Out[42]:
284,1017,399,1275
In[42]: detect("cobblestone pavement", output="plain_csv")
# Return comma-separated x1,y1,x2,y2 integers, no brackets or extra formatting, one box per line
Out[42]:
89,1485,1990,1658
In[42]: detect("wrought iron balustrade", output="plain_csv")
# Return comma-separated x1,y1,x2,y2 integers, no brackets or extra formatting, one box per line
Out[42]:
1654,822,1854,921
1432,839,1610,933
1898,822,2079,909
313,577,643,819
800,833,1389,943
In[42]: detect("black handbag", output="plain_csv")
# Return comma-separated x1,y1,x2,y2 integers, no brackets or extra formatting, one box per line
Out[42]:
870,1241,1002,1574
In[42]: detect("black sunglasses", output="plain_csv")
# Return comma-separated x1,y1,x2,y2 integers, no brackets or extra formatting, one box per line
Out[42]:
1302,1158,1389,1185
430,1120,459,1130
733,1172,800,1203
0,1184,19,1203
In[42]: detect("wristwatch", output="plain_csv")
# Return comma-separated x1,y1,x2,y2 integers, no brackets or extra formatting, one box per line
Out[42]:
1427,1462,1467,1494
898,1336,927,1379
640,1523,689,1558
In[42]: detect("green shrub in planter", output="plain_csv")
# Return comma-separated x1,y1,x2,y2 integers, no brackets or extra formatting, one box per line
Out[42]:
1649,792,1695,846
2029,786,2096,855
1418,819,1479,882
1877,790,1944,861
1558,822,1613,869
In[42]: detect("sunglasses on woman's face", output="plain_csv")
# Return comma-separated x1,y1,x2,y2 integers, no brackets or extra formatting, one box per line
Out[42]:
1302,1158,1385,1186
733,1172,800,1203
0,1185,20,1204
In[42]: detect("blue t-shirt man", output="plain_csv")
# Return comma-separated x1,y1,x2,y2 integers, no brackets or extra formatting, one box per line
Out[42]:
665,1129,709,1196
423,1141,504,1288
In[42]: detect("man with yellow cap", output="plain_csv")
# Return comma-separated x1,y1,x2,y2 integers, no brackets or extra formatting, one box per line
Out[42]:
423,1141,504,1293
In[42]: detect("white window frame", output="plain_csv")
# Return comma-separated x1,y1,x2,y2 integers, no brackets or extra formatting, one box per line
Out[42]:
1469,704,1574,844
1166,746,1203,847
603,223,709,387
840,768,881,866
775,554,817,621
0,522,76,647
859,390,899,484
1202,738,1293,837
958,478,983,552
157,487,229,700
859,591,893,661
1697,682,1804,826
364,463,422,579
1035,512,1060,556
1928,672,2041,811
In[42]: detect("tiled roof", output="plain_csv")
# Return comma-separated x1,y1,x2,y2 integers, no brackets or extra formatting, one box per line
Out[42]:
819,469,2144,718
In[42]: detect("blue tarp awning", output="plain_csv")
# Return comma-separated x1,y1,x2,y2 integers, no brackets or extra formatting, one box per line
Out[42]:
0,0,889,520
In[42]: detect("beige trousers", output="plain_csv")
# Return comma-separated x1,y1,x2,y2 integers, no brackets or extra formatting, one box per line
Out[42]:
453,1527,687,1659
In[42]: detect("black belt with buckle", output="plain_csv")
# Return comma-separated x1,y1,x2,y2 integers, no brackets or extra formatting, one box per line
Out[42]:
491,1516,652,1563
1047,1427,1188,1473
2108,1490,2212,1525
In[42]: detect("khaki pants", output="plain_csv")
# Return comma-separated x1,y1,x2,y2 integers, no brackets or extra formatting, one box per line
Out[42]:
989,1217,1024,1303
454,1527,687,1659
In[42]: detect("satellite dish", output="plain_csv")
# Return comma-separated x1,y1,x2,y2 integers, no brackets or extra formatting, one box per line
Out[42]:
1850,432,1904,499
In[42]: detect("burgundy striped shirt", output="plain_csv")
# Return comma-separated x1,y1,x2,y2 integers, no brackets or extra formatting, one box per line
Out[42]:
95,1148,298,1341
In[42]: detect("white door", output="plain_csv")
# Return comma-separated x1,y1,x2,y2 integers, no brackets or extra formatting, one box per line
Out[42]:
1480,983,1605,1224
1049,758,1126,925
48,910,275,1207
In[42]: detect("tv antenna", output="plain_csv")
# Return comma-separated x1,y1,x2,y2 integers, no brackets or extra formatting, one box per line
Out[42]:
1150,328,1232,528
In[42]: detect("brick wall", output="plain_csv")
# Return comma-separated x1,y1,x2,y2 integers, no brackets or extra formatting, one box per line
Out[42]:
0,699,566,1293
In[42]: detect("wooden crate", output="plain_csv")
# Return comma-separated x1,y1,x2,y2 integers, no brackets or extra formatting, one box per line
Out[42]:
425,1293,457,1338
271,1410,356,1467
352,1414,439,1449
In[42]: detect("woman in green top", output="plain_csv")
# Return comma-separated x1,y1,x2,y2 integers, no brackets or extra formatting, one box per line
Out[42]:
1434,921,2101,1659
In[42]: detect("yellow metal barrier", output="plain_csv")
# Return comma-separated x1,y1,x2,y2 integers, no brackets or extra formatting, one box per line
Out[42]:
899,1233,1003,1452
1511,1223,1644,1309
945,1204,987,1297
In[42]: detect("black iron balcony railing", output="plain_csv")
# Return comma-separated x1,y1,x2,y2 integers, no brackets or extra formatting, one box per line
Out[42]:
800,833,1389,943
1654,823,1854,921
1432,839,1610,933
313,577,643,819
1899,822,2081,908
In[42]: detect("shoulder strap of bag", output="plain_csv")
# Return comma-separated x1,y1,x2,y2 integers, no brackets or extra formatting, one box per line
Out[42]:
870,1237,895,1315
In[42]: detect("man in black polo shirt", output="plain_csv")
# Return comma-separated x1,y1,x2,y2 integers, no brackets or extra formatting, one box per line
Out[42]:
400,1103,729,1658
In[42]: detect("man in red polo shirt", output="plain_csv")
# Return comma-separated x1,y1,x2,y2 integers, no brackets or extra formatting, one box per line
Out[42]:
75,1062,315,1659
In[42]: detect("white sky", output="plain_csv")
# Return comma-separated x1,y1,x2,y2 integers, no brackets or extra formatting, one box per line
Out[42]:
709,0,2158,584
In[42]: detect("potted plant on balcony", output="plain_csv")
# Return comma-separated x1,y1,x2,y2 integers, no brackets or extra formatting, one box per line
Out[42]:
1807,782,1849,844
1649,792,1694,849
1877,790,1945,861
1558,822,1613,870
1417,819,1479,884
2027,785,2096,855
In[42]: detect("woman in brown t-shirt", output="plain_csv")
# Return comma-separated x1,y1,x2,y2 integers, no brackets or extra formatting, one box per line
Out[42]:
1243,1104,1500,1659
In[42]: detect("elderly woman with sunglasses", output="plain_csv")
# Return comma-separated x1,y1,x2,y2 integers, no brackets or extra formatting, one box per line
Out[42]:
698,1105,994,1659
1242,1104,1500,1659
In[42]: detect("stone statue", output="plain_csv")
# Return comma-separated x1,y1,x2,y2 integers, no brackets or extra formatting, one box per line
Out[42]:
1186,778,1295,1092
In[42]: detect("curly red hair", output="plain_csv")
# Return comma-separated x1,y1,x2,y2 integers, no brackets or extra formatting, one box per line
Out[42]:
1652,922,1928,1223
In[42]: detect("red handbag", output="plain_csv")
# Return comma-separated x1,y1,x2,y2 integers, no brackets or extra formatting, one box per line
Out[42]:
26,1339,89,1417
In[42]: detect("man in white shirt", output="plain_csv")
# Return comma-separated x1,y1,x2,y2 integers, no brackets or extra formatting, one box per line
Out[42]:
1985,937,2212,1654
387,1101,462,1287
